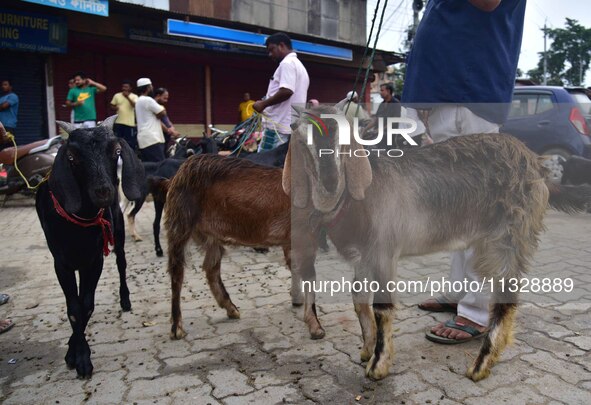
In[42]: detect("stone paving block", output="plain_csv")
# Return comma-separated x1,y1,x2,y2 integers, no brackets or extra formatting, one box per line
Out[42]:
208,368,254,398
464,385,546,405
524,374,591,404
126,351,162,381
409,387,463,405
170,383,219,404
3,379,86,405
522,350,589,385
222,385,304,405
84,370,127,404
126,374,204,401
298,373,356,403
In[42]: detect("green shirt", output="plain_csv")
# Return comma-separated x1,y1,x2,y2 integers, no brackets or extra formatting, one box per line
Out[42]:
67,86,98,122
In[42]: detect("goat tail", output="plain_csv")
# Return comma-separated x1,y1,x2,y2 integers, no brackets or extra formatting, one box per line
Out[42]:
547,182,591,214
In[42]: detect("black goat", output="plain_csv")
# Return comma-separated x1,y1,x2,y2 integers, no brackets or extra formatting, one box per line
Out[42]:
36,118,144,378
124,137,218,255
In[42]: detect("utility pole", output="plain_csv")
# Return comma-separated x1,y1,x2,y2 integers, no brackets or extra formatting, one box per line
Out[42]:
543,22,548,85
409,0,423,47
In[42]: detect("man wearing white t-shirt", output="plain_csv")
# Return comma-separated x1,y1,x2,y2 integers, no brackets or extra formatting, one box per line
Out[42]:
135,77,175,162
253,33,309,151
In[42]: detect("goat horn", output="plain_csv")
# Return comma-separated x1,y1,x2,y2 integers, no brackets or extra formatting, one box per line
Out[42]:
99,115,118,131
0,122,5,137
56,120,78,135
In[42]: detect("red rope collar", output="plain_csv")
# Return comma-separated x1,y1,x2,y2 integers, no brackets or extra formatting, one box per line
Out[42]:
49,191,114,256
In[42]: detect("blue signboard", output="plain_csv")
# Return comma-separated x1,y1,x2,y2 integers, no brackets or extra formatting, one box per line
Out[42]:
21,0,109,17
167,19,353,61
0,9,67,53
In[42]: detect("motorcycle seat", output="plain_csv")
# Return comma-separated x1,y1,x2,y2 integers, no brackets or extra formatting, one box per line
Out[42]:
0,139,50,165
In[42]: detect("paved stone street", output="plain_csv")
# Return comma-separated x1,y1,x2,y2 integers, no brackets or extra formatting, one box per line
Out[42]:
0,198,589,404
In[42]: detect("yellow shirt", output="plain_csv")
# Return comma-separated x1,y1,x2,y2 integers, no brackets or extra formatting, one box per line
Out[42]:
110,92,139,127
239,100,255,122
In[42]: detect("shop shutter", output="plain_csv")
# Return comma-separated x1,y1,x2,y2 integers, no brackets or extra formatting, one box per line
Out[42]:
0,50,47,145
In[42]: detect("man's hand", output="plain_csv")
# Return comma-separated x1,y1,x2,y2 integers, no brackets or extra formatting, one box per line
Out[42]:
167,127,180,138
86,78,107,93
253,100,266,113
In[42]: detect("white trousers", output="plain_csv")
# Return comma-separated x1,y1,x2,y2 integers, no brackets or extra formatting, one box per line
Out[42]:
408,106,499,327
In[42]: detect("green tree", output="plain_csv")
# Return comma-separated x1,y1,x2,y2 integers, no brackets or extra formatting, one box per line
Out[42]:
527,19,591,86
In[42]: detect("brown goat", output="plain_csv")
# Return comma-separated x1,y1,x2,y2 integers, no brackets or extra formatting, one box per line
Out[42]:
165,154,320,339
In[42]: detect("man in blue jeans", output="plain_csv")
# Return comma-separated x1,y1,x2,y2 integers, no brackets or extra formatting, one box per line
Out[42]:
402,0,527,344
253,33,309,151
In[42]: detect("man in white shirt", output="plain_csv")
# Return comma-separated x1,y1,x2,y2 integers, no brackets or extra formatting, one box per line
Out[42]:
135,77,174,162
253,33,309,151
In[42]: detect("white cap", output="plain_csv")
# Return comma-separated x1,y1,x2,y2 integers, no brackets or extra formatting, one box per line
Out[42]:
136,77,152,87
346,91,358,100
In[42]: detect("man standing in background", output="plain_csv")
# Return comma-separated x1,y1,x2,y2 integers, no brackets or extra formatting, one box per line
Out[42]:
135,78,174,162
238,92,255,123
0,79,19,141
66,71,107,129
111,79,139,151
253,33,309,151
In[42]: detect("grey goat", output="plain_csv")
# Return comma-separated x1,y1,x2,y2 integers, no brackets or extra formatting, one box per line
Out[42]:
284,105,591,382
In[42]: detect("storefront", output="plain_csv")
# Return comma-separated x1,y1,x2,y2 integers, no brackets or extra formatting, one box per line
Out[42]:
0,6,67,144
3,0,401,139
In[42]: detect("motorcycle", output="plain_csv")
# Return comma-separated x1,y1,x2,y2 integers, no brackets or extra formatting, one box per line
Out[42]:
165,135,218,159
208,124,261,153
0,124,62,203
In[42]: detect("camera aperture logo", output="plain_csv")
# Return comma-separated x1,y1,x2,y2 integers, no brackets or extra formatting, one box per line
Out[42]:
306,114,419,158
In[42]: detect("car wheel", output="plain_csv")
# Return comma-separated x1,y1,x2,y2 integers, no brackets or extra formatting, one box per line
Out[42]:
541,148,571,184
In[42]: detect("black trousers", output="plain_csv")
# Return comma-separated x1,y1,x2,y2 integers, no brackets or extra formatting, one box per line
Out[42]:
114,124,138,151
140,142,165,162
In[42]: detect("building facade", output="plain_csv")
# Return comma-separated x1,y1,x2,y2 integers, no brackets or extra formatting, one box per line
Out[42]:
1,0,401,142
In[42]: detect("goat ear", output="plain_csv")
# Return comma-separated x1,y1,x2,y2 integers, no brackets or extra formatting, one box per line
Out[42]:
282,139,309,208
119,139,146,201
344,138,372,200
56,120,77,135
291,105,305,117
99,115,118,132
49,145,81,213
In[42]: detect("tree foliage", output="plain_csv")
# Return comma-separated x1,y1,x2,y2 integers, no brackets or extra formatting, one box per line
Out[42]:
527,19,591,86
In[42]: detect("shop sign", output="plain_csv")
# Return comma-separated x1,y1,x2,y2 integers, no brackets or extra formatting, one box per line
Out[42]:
21,0,109,17
0,8,67,53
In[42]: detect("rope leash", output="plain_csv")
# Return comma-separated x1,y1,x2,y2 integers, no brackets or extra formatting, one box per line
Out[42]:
2,132,51,190
50,191,114,256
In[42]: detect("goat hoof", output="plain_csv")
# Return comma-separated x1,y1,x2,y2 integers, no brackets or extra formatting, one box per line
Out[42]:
132,234,143,242
466,365,490,382
310,327,325,340
65,351,76,369
227,306,240,319
170,326,187,340
291,302,303,308
156,248,164,257
120,299,132,312
75,353,93,379
365,354,391,380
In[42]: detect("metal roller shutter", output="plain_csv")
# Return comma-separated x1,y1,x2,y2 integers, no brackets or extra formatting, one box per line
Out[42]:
0,50,47,145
